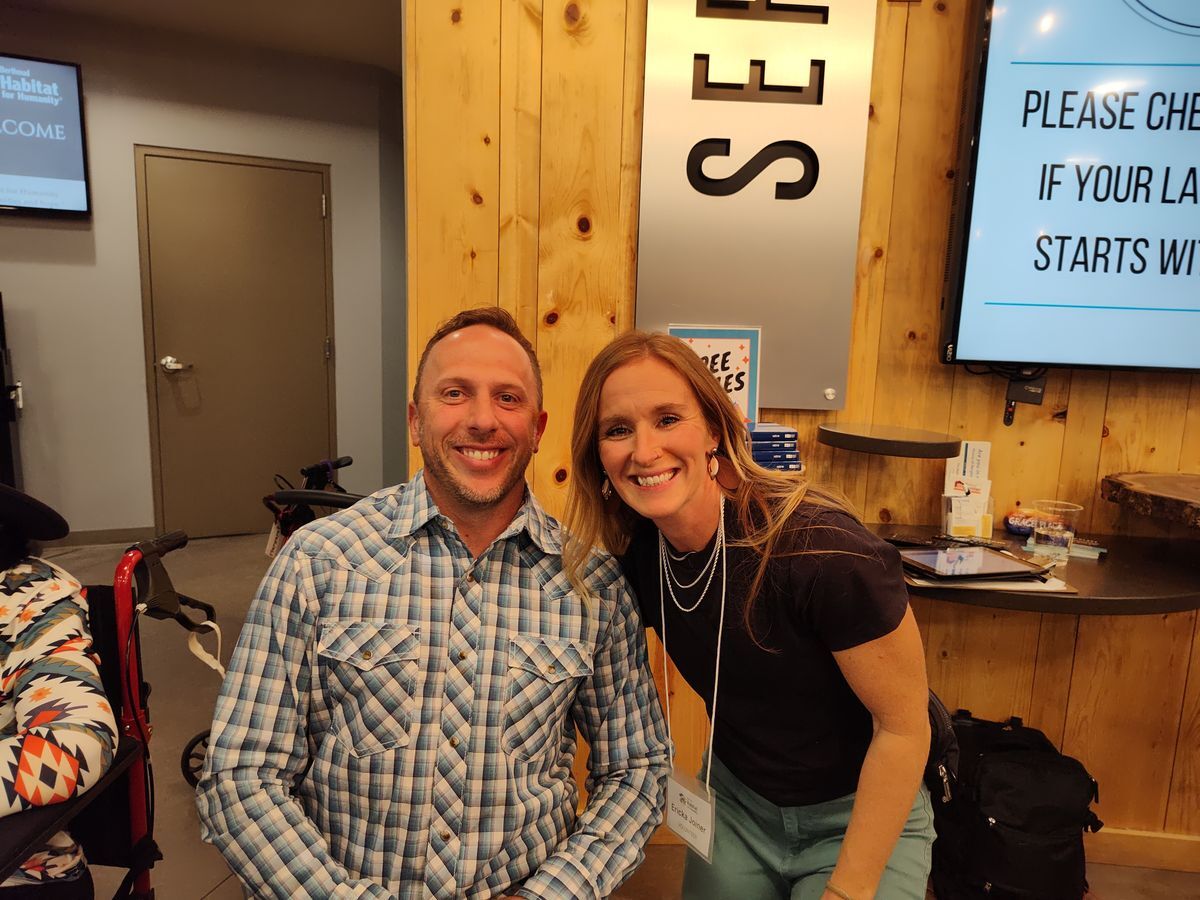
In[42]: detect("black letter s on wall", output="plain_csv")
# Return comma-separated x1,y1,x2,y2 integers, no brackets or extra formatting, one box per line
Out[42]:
686,138,820,199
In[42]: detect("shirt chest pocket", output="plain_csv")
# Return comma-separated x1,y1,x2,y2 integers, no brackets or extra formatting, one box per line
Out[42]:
502,634,594,762
317,620,421,758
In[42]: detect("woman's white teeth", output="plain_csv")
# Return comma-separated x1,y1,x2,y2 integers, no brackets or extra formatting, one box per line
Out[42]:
463,448,500,460
637,471,675,487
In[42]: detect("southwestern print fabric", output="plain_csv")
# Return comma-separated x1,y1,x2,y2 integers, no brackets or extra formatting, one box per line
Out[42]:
1,557,119,886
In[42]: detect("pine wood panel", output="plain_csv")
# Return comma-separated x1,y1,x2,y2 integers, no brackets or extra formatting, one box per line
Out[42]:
1057,369,1111,532
1063,612,1197,830
1167,613,1200,833
920,601,1041,721
531,0,631,520
529,0,636,799
497,0,545,496
405,0,504,478
615,0,648,334
1027,613,1079,747
1085,828,1200,873
409,0,502,326
860,0,967,527
1181,376,1200,475
498,0,544,345
945,371,1071,526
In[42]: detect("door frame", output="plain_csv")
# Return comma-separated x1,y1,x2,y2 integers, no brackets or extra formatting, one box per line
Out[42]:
134,145,337,533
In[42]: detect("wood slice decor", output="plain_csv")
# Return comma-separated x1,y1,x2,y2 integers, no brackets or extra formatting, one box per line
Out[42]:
1101,472,1200,529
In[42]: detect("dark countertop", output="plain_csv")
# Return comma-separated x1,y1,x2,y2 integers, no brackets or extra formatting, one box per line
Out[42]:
870,525,1200,616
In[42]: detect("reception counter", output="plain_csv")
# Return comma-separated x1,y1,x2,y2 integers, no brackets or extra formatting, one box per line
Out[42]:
875,526,1200,872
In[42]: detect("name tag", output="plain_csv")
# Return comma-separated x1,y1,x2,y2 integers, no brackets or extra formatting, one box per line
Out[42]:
666,769,714,862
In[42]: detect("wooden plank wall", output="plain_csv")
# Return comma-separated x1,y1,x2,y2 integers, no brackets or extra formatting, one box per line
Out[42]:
405,0,1200,863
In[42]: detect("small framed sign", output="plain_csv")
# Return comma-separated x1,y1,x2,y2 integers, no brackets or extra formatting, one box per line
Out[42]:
669,324,760,427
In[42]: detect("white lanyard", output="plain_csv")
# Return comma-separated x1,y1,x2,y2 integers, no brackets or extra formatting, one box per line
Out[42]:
657,519,727,797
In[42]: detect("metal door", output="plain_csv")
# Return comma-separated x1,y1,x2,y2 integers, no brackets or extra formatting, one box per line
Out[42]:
136,147,335,537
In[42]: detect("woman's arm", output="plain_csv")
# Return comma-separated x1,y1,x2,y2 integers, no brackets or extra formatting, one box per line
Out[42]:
825,606,930,900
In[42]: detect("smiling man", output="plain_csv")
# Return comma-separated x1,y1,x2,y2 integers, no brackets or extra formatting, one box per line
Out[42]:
197,307,670,899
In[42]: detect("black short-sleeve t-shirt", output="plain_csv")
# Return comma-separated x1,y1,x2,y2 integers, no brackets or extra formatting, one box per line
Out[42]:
621,501,910,806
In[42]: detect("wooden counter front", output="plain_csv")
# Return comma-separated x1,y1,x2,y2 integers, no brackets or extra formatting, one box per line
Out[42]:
885,529,1200,872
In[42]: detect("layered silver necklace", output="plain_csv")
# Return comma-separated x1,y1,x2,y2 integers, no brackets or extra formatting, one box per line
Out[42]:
658,494,726,614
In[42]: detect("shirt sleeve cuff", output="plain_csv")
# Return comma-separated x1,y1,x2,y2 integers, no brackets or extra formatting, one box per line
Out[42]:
515,861,600,900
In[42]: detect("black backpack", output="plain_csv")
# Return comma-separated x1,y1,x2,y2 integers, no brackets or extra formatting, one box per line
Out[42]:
926,689,959,805
931,711,1103,899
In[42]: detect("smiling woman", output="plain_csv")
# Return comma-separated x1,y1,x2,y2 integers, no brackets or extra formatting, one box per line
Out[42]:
596,356,722,552
563,331,935,900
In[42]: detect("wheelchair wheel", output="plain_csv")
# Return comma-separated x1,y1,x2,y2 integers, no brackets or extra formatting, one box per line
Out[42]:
181,729,210,788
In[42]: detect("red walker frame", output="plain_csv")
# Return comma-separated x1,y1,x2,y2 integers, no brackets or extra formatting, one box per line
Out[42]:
112,545,155,900
109,529,210,899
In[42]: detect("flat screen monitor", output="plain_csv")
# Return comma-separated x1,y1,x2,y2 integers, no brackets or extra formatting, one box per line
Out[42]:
0,52,91,216
941,1,1199,372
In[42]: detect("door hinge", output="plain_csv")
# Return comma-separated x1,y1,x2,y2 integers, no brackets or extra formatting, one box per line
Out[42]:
324,336,333,360
321,193,327,218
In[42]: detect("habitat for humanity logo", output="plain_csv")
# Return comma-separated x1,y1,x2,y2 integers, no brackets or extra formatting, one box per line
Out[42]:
1122,1,1200,36
0,64,64,106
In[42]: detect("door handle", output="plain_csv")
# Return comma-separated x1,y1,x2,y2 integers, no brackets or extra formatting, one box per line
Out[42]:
159,355,193,373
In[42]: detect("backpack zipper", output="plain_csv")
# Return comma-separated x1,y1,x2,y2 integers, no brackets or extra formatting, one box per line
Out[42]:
938,762,952,803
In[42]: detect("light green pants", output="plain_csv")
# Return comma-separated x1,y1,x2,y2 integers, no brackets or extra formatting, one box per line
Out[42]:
681,756,934,900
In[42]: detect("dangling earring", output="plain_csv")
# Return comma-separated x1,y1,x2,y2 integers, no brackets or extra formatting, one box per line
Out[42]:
707,449,720,480
601,477,612,500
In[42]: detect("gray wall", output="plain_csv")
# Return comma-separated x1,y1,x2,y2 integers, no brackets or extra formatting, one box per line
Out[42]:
0,9,406,532
378,68,408,487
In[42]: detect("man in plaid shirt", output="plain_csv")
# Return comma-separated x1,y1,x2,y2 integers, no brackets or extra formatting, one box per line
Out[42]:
197,308,670,899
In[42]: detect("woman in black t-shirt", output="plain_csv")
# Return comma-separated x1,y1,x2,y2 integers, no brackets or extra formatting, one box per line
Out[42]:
563,332,934,900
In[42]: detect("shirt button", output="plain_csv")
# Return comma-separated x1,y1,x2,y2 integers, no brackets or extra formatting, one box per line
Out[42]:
458,650,468,661
547,664,557,674
440,830,451,841
449,736,460,748
362,650,373,660
466,571,476,583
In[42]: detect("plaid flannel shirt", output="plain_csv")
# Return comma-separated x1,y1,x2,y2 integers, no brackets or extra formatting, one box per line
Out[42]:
197,472,670,899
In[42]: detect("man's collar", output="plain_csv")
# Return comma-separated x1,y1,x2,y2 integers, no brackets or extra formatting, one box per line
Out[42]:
514,489,562,555
386,469,441,541
387,469,561,555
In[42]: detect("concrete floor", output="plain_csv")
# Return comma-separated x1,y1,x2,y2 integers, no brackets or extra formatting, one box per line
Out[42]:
45,535,1200,900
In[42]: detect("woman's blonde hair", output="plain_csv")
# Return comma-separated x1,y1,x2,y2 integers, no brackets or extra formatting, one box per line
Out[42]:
563,331,855,637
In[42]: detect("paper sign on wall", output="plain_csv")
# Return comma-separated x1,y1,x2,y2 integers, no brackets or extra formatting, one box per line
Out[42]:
669,325,760,427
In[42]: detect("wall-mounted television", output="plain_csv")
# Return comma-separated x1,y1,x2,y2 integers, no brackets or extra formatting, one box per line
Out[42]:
0,52,91,216
941,1,1199,372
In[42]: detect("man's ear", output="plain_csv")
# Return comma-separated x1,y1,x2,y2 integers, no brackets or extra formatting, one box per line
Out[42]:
532,409,549,453
408,401,422,448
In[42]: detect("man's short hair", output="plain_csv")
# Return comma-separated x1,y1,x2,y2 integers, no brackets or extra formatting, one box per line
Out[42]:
412,306,543,408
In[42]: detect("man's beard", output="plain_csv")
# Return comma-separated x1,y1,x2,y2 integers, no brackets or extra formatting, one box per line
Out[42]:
420,437,532,510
